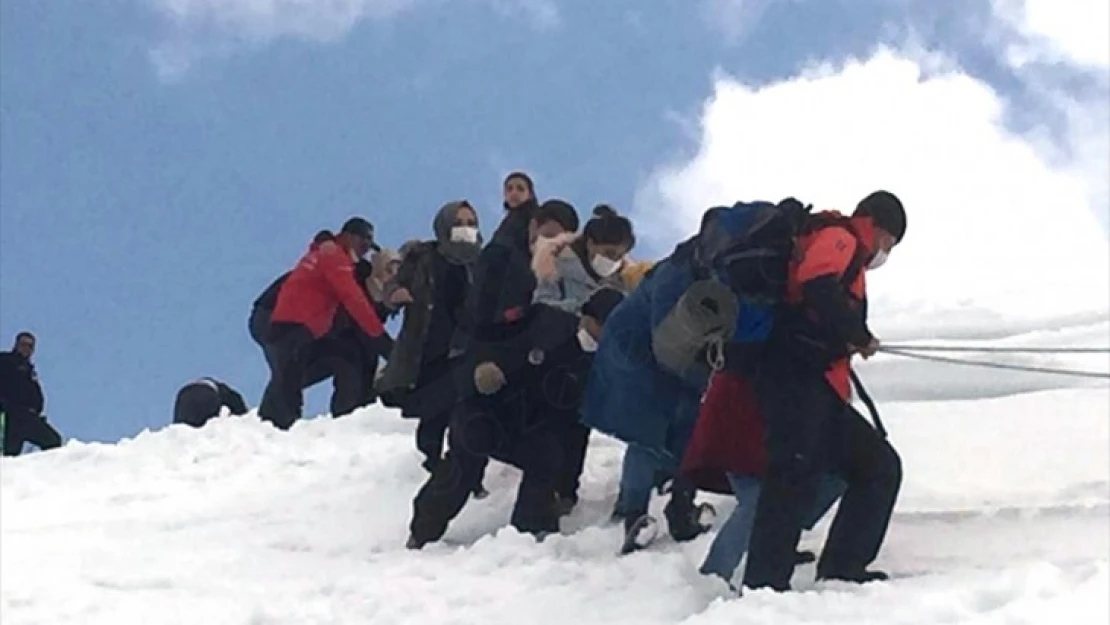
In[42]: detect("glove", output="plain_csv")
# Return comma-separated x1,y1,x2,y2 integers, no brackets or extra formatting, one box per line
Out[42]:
474,362,507,395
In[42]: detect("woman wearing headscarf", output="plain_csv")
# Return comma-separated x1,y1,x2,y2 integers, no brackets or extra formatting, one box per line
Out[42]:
376,201,484,478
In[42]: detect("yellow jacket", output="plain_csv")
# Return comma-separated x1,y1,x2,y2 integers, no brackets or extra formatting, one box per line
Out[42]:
619,259,655,290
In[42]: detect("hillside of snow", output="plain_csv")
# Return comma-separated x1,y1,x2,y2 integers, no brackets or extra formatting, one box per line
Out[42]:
3,319,1109,625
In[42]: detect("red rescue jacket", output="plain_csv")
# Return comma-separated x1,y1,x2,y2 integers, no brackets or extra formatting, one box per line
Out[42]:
271,238,385,339
786,212,876,401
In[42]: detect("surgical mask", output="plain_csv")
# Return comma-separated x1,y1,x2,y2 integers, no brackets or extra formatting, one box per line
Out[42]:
577,327,599,353
450,226,479,244
591,254,621,278
868,249,889,270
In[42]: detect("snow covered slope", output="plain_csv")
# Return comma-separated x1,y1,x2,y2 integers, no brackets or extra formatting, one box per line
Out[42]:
2,325,1109,625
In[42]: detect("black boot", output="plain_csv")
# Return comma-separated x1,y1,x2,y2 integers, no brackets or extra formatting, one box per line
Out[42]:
817,568,890,583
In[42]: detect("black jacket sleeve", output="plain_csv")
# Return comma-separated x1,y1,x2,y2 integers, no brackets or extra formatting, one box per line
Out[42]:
801,276,873,350
218,384,250,416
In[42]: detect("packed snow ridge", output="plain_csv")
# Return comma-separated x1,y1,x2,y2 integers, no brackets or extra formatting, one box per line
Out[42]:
3,322,1109,625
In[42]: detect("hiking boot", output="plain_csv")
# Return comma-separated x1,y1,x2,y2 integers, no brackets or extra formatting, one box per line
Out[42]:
405,534,428,550
817,568,890,584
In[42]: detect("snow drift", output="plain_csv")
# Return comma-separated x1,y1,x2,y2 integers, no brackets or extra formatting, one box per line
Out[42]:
2,321,1109,624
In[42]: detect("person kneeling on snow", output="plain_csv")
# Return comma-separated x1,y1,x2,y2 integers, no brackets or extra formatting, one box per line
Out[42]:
405,288,624,549
173,377,249,428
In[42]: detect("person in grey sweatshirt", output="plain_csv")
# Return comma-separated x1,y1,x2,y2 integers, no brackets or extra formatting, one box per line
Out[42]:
531,205,637,513
532,205,637,311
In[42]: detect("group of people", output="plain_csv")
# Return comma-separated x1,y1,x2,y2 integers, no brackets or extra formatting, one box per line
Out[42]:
7,168,910,597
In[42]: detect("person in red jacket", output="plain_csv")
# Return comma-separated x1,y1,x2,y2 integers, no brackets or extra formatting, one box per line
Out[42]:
739,191,907,592
258,218,387,430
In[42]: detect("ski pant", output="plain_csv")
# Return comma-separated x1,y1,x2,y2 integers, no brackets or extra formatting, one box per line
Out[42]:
409,398,563,545
2,407,62,456
742,367,902,591
173,383,222,428
699,473,846,584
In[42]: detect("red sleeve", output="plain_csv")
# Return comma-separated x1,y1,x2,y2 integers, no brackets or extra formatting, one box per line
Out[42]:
795,227,858,285
319,244,385,337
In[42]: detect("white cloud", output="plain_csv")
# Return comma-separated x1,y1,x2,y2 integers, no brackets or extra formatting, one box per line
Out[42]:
993,0,1110,69
633,47,1110,341
146,0,560,80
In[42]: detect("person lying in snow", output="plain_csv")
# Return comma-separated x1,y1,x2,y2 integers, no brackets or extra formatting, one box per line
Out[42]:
406,287,625,549
173,377,249,428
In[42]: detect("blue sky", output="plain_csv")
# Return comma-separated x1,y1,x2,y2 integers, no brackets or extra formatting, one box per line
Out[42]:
2,0,1106,444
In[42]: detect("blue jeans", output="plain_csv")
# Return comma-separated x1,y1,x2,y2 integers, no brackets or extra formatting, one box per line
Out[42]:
614,442,676,518
699,473,847,584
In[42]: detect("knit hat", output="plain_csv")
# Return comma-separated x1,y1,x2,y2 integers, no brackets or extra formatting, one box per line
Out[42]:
854,191,906,244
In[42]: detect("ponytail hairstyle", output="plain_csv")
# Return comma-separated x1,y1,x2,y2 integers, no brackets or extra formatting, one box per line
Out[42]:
584,204,636,251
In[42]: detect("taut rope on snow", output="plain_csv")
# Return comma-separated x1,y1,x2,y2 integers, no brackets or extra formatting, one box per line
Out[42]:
878,344,1110,355
876,346,1110,380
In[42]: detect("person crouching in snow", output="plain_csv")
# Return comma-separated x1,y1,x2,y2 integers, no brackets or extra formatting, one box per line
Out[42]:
532,204,636,514
258,218,389,430
173,377,249,428
740,191,907,592
406,287,625,549
405,200,581,549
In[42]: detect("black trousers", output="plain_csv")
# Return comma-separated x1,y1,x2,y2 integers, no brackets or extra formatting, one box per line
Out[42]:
555,421,591,502
173,383,222,428
743,366,902,591
258,324,315,430
2,407,62,456
409,397,563,545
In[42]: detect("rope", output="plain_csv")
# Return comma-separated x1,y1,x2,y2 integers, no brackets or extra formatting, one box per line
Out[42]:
879,344,1110,355
877,346,1110,380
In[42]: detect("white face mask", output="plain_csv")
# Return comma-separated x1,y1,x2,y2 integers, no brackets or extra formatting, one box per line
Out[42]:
591,254,621,277
577,327,599,352
450,226,479,244
868,249,889,270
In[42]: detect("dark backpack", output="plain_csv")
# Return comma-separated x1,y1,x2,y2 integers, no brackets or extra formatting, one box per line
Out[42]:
693,198,868,306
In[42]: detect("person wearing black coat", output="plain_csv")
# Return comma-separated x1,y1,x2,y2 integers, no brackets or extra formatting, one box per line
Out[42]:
173,377,250,427
0,332,63,456
376,201,483,473
405,200,588,549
